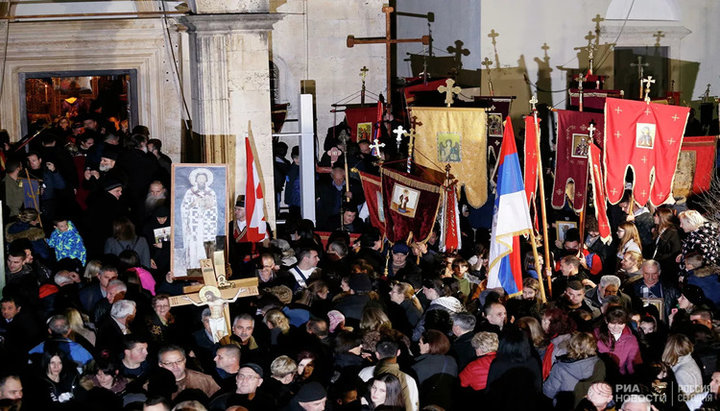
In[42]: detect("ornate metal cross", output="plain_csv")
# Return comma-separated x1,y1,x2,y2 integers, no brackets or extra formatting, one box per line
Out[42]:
438,79,462,107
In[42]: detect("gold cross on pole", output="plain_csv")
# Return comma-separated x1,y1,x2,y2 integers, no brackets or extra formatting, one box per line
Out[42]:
584,31,596,47
360,66,369,82
347,6,430,105
643,75,656,103
438,78,462,107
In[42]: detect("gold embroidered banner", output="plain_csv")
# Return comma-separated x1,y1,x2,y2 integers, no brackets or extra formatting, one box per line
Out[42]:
411,107,488,208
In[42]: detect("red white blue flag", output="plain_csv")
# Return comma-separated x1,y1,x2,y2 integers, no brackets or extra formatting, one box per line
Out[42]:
487,117,533,295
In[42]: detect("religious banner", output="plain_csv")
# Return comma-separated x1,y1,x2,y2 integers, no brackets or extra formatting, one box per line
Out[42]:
410,106,488,208
477,97,512,176
588,143,612,244
568,89,623,111
440,183,461,252
381,166,442,244
552,110,604,211
344,106,378,142
171,164,228,276
673,135,717,196
604,98,690,206
357,170,385,236
524,115,539,204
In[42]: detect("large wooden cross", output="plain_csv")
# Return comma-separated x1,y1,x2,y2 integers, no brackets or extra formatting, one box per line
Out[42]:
170,251,259,342
347,5,430,104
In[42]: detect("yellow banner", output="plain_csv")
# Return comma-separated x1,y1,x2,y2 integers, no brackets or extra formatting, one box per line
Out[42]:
411,107,488,208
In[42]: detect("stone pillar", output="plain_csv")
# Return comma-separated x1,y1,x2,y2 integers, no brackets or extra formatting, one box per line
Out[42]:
181,11,282,228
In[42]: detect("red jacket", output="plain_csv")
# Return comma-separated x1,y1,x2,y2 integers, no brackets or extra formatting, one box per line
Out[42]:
459,352,496,390
593,326,642,375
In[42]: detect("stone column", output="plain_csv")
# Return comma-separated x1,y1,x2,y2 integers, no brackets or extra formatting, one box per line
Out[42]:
181,11,282,228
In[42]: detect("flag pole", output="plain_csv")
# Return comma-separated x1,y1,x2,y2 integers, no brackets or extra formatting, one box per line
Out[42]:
528,225,546,303
530,95,552,298
578,122,597,254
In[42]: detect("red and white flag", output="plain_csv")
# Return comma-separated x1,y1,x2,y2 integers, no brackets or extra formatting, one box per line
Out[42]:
588,143,612,244
440,184,461,252
244,129,267,242
604,98,689,206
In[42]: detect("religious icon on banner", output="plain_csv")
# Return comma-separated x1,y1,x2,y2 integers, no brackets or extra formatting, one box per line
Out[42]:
390,184,420,218
487,113,503,137
636,124,655,148
556,221,578,244
571,134,589,159
437,132,462,162
357,122,373,141
154,227,172,243
376,192,385,223
171,164,228,276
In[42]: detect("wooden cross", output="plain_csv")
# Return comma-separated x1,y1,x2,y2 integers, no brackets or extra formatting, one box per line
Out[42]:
370,138,385,159
643,76,655,103
438,79,462,107
393,125,407,147
410,115,423,130
653,30,665,47
347,5,430,104
170,251,259,342
488,29,500,68
447,40,470,70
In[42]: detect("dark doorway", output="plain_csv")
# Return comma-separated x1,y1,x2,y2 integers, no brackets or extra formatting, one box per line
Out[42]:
614,47,669,100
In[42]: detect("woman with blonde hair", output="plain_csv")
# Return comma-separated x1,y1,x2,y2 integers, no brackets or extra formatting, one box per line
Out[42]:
677,209,720,268
359,306,392,333
662,334,704,404
616,222,642,260
83,260,103,283
64,307,95,346
516,316,547,358
264,308,293,349
544,332,604,407
459,331,499,391
388,281,423,327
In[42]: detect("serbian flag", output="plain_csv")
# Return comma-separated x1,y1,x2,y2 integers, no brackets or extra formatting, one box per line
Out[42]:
523,115,539,204
552,110,604,211
604,98,689,206
357,170,385,236
440,183,461,252
587,143,612,244
487,117,533,296
243,127,267,242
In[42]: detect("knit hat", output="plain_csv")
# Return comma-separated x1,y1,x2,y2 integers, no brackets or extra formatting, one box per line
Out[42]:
103,177,123,191
392,243,410,254
295,381,326,402
100,148,119,161
431,296,464,313
152,206,169,218
348,274,372,293
327,310,345,333
682,284,707,306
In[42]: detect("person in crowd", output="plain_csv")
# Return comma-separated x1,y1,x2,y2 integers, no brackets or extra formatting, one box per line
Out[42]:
618,193,655,257
651,206,682,280
104,217,151,269
662,334,705,406
157,345,220,400
616,222,642,261
367,373,404,410
459,331,499,391
630,259,680,319
593,308,642,376
543,332,605,408
38,349,81,407
412,329,458,386
677,209,720,269
683,252,720,307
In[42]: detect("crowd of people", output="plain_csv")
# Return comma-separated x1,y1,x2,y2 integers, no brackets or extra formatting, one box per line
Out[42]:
0,113,720,411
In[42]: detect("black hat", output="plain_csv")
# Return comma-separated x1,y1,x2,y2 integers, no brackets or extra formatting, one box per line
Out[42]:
240,363,263,378
235,195,245,207
153,206,169,218
348,274,372,293
295,381,326,403
101,148,119,161
103,178,123,192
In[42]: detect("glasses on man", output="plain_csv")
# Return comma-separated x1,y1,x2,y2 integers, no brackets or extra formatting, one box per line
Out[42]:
161,358,186,367
237,374,260,381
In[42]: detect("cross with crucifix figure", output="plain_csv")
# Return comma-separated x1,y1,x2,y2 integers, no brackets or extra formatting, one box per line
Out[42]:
630,56,649,99
643,76,655,103
360,66,369,105
447,40,470,70
347,6,430,105
169,251,259,343
438,79,462,107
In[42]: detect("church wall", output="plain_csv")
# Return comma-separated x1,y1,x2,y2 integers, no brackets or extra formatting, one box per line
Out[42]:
0,19,184,161
269,0,386,150
479,0,720,108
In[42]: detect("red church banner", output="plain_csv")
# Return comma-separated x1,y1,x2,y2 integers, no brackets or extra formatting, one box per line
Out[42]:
603,98,689,206
524,115,538,205
588,143,612,244
357,170,385,237
552,110,604,212
381,167,442,244
680,135,717,194
345,106,378,142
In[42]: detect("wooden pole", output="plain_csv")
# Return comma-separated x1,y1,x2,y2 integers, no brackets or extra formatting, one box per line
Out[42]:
530,95,552,298
528,225,547,303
